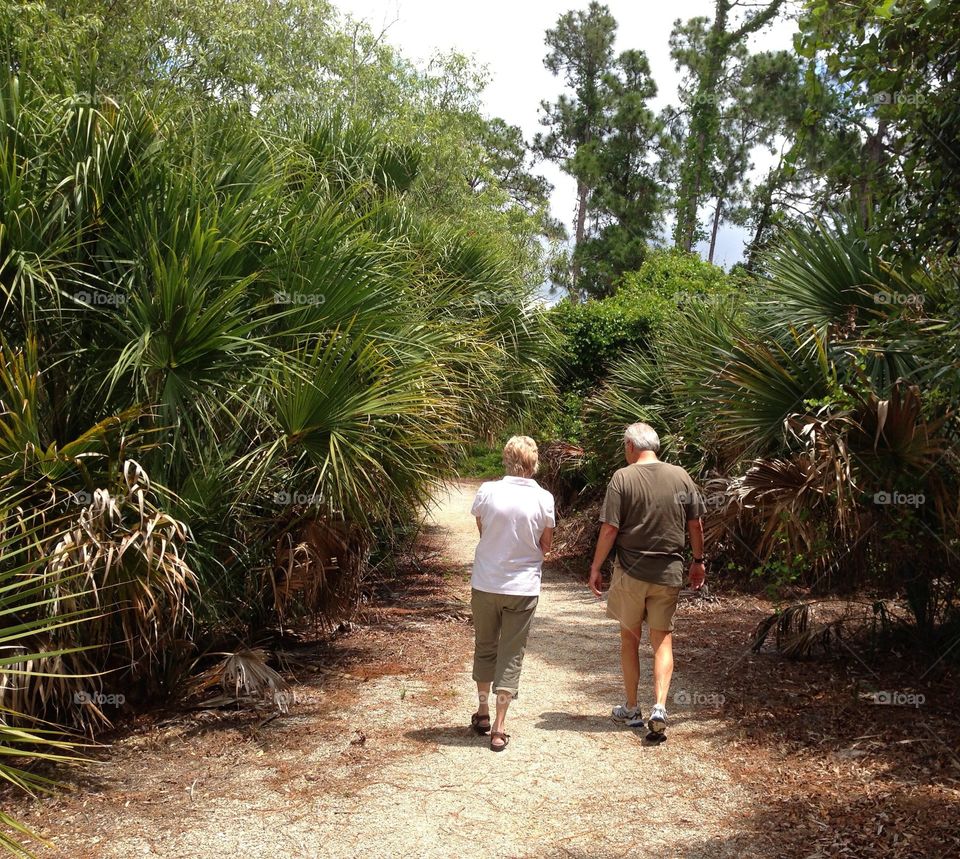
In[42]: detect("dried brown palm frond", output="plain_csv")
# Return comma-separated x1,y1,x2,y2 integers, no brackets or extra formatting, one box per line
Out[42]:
3,461,197,729
550,500,602,559
704,453,849,578
751,600,902,659
537,441,587,513
848,383,958,519
542,441,586,468
752,603,844,657
705,381,958,587
268,517,367,629
46,461,195,660
779,620,845,658
191,648,293,714
219,649,292,713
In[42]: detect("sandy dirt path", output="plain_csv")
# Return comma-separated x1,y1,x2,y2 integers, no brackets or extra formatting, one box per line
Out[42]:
23,480,759,858
289,481,758,859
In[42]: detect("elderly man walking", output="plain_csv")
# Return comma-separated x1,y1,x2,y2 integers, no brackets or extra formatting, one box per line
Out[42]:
588,422,705,739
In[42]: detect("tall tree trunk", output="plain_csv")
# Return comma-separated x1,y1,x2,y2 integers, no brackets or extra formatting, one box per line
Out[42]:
745,156,786,270
855,118,888,225
673,0,785,253
674,0,729,252
708,196,724,263
569,179,589,304
747,187,773,271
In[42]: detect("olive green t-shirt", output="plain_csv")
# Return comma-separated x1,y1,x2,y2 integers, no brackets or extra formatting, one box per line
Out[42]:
599,460,705,588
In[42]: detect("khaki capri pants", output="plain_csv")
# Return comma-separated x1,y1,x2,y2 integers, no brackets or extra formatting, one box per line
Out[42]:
471,589,539,699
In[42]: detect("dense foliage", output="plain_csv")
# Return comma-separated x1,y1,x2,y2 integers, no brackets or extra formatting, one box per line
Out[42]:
794,0,960,257
2,0,959,853
537,5,960,645
537,1,960,298
550,249,734,395
0,71,555,694
587,215,960,633
0,3,561,850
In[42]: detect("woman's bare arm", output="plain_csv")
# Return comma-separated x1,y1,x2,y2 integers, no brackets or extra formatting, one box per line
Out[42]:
539,527,554,554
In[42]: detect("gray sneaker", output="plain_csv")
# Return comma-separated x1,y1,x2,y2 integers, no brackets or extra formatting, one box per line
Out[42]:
647,704,668,734
611,703,641,722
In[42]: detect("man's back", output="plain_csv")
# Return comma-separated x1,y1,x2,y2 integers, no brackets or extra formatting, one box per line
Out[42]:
599,461,703,587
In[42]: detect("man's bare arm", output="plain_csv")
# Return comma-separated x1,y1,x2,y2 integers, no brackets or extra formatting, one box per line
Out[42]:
687,517,705,589
588,523,619,597
476,516,483,537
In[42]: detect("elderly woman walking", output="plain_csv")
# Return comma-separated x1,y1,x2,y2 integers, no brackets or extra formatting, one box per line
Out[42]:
468,436,555,751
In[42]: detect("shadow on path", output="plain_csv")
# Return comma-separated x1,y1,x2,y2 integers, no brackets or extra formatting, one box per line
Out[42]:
404,725,485,748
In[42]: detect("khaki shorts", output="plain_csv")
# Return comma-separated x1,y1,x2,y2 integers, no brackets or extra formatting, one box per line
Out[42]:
606,563,681,632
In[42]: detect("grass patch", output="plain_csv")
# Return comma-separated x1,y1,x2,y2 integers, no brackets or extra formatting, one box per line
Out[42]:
459,442,504,479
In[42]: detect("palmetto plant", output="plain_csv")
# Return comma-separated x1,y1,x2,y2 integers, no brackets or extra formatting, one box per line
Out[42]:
0,62,555,853
3,66,548,584
0,62,553,648
0,461,195,730
588,215,959,631
0,500,94,858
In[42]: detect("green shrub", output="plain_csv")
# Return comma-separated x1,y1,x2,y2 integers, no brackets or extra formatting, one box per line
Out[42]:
546,249,736,451
584,216,960,632
550,249,735,395
616,247,734,303
459,442,506,479
550,298,660,394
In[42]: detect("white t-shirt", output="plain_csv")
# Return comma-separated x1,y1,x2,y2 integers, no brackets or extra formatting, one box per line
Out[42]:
470,476,556,596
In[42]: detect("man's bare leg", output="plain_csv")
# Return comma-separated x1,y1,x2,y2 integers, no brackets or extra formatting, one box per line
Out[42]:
650,629,674,707
648,629,674,736
619,625,642,709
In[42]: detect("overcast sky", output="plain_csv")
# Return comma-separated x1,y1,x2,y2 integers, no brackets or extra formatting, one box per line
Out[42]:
334,0,798,270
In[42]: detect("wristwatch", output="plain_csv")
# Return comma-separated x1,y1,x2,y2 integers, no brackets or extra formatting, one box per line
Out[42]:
693,556,705,564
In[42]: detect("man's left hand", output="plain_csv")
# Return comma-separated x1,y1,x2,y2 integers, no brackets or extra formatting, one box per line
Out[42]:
588,567,604,598
689,561,706,590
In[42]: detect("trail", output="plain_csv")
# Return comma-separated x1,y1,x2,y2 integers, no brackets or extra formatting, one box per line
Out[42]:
297,481,757,859
25,481,759,859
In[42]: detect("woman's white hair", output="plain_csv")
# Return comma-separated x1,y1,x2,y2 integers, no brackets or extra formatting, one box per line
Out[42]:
624,422,660,453
502,435,539,476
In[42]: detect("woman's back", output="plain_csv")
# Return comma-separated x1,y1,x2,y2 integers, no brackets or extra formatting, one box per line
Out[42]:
471,475,555,596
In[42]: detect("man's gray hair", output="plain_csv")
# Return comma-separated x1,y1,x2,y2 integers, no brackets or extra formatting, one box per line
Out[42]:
624,422,660,453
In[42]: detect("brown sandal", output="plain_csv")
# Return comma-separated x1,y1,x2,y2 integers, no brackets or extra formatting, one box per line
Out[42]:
471,712,491,735
490,730,510,752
